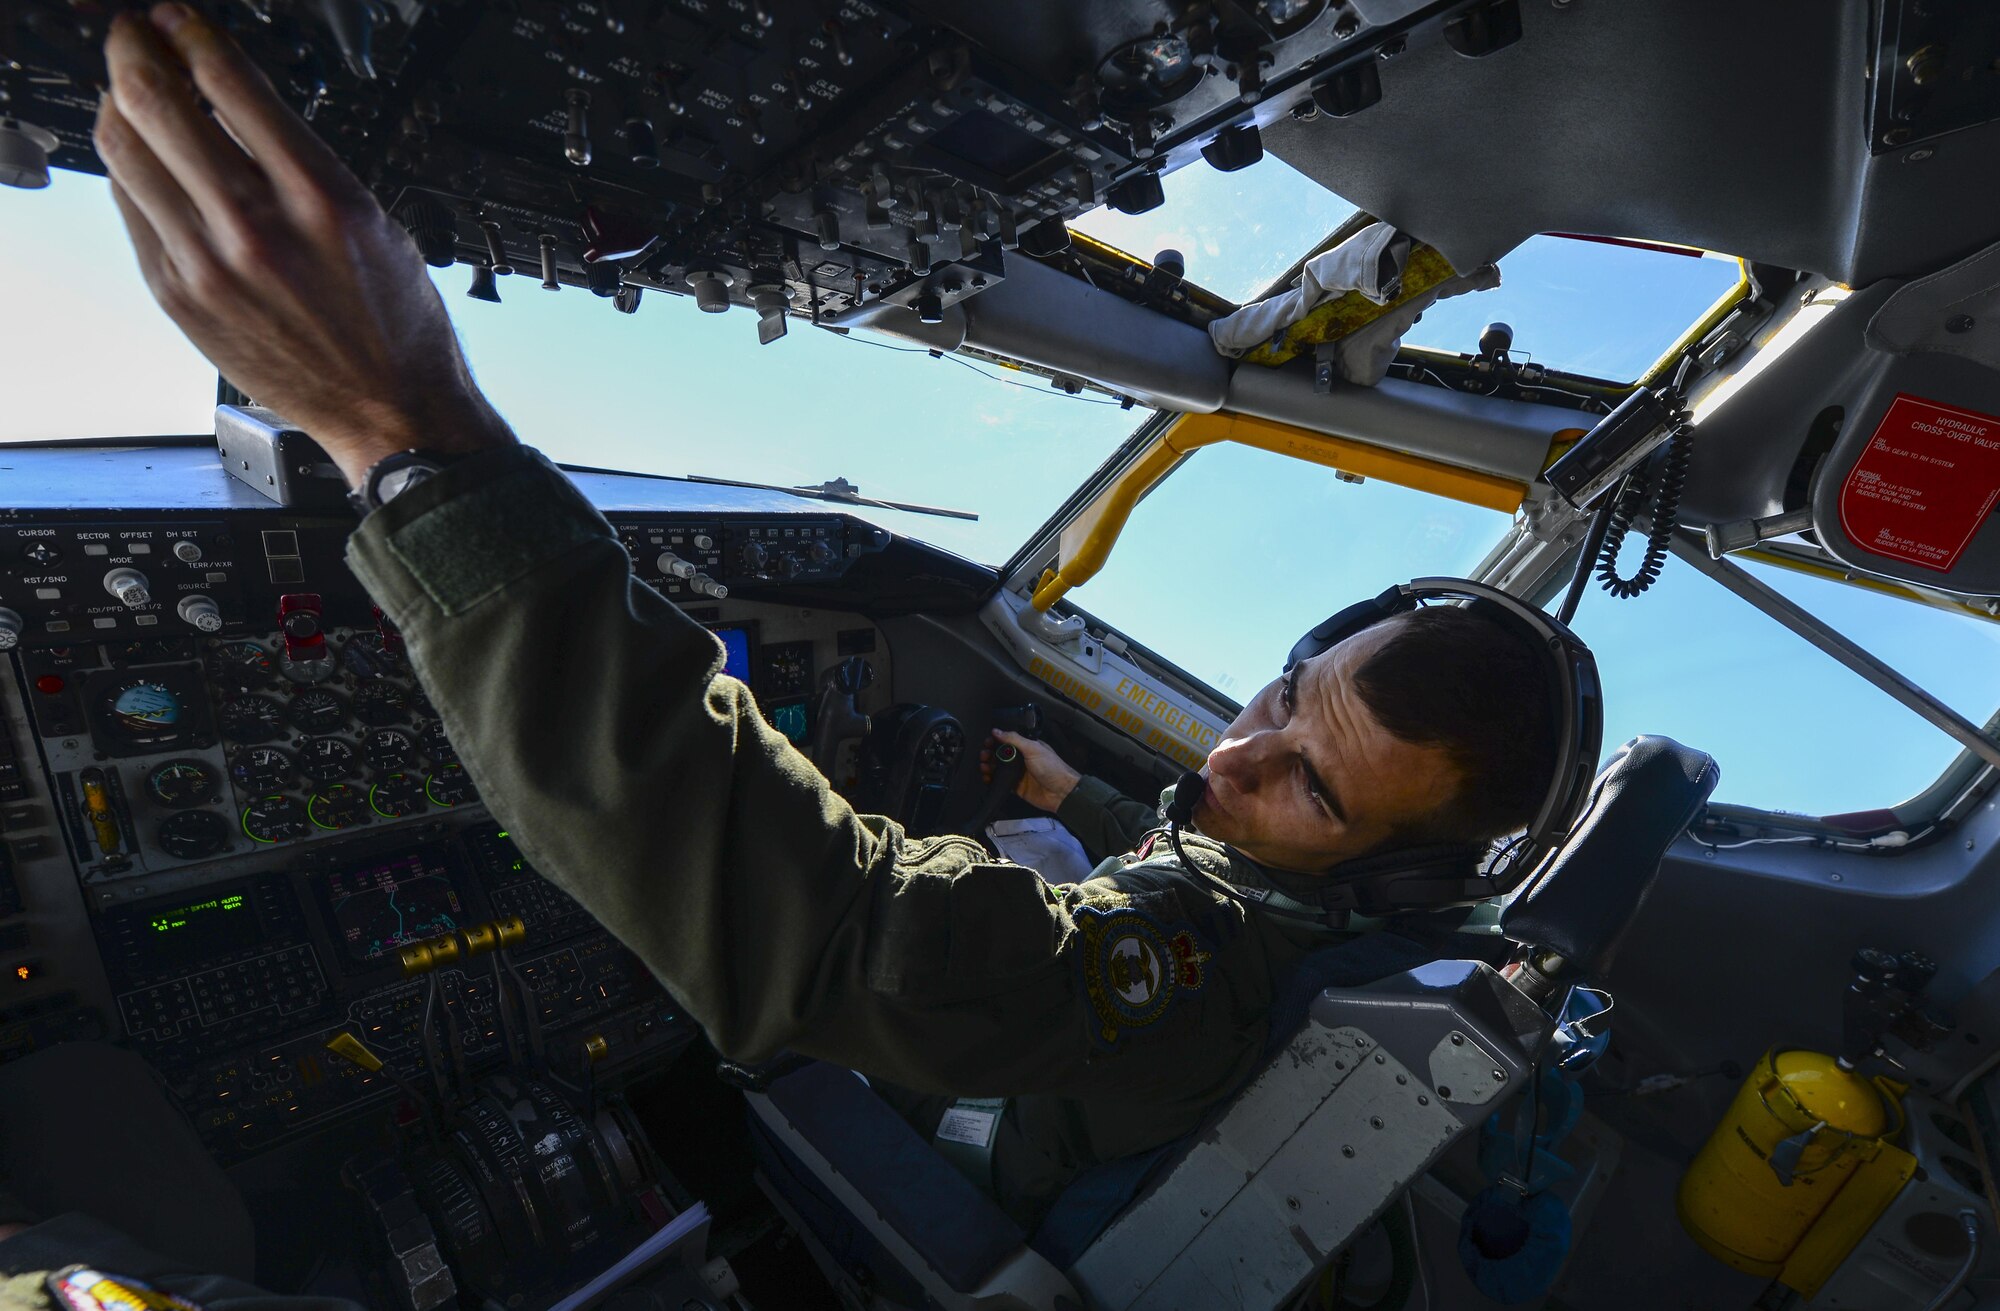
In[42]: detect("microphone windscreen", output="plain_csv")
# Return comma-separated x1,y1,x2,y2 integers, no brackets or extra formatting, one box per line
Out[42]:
1165,771,1207,825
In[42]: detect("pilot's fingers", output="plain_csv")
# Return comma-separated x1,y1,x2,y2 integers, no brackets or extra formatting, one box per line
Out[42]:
94,90,205,274
990,729,1025,748
146,3,359,204
103,11,272,238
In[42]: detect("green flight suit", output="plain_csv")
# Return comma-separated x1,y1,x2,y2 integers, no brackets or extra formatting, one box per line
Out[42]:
343,447,1359,1229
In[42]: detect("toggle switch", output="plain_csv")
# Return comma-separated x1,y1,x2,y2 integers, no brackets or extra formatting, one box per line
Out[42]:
539,233,561,290
564,89,593,166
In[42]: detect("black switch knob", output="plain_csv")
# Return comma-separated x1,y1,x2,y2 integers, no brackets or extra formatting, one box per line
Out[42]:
914,292,945,325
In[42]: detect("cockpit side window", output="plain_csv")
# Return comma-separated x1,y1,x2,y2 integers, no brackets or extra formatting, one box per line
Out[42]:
1581,556,2000,816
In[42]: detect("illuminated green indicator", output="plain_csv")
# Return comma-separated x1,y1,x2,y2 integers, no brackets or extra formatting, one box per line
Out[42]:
150,895,248,932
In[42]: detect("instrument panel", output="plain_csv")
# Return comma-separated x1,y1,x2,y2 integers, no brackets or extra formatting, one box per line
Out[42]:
0,484,898,1177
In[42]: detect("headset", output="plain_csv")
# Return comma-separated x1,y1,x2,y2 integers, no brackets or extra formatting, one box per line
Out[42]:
1163,577,1603,921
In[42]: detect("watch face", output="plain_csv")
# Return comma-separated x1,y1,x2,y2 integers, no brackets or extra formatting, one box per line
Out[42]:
368,455,445,510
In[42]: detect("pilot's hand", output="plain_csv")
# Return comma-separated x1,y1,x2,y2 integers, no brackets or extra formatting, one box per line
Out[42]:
980,730,1082,813
94,4,515,487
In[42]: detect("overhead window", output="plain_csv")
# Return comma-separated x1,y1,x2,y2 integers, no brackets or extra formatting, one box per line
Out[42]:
1397,234,1745,383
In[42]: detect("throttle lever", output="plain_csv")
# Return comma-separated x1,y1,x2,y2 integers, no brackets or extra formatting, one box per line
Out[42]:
968,702,1045,840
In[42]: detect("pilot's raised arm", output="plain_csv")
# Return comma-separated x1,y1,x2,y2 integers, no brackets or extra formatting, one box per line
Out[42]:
340,446,1269,1092
88,2,1559,1236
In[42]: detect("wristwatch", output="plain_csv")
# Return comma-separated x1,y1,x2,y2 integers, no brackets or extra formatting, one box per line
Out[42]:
348,450,464,515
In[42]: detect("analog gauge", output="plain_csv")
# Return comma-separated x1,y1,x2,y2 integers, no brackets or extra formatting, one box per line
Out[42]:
418,719,459,765
241,795,309,844
207,640,274,687
361,728,416,772
298,736,358,783
288,688,347,734
342,632,405,678
104,678,184,739
156,809,230,861
279,652,336,685
218,695,286,743
369,772,426,819
425,764,475,808
229,746,295,794
147,758,219,808
114,637,193,665
308,784,369,830
352,684,411,726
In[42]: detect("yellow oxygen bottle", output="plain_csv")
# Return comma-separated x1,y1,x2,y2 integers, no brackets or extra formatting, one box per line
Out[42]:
1679,949,1946,1299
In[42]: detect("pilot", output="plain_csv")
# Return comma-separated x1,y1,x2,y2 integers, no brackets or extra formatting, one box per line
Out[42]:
0,6,1558,1297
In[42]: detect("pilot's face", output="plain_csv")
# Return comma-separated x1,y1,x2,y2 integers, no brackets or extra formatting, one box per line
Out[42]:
1196,620,1462,874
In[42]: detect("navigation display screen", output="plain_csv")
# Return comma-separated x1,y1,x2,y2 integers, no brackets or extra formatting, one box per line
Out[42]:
315,852,465,964
712,624,753,683
145,892,261,969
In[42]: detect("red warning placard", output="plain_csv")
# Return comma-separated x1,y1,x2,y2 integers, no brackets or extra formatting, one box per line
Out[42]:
1839,393,2000,573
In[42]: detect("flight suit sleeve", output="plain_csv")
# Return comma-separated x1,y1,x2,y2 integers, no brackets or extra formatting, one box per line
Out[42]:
1056,775,1161,864
344,448,1267,1103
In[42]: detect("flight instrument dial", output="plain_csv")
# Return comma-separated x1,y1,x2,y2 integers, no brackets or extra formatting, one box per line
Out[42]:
242,795,310,844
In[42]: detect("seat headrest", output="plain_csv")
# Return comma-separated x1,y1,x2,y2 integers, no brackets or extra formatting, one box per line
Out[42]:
1499,735,1718,978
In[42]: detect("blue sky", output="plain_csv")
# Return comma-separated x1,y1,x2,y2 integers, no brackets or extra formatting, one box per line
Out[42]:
6,158,1998,817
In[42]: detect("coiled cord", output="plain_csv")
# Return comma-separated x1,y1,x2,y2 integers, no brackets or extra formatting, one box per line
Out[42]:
1595,406,1693,599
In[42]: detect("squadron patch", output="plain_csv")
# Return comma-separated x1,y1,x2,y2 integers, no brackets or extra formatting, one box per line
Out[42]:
1078,906,1212,1045
46,1268,208,1311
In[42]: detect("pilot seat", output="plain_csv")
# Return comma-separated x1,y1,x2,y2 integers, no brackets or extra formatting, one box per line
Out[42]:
744,735,1719,1310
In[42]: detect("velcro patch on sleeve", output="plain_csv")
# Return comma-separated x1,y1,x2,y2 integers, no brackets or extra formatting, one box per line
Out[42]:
386,466,605,616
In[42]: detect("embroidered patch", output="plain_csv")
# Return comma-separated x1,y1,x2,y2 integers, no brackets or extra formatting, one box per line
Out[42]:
47,1268,208,1311
1079,907,1209,1044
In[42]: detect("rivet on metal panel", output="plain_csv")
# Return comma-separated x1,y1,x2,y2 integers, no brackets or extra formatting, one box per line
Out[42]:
1341,1146,1355,1158
1375,1053,1386,1064
1450,1033,1465,1046
1437,1085,1453,1098
1287,1196,1301,1211
1418,1096,1430,1105
1493,1069,1506,1082
1370,1117,1384,1129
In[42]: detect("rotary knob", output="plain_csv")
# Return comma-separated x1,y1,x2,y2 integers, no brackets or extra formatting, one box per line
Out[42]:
655,552,697,580
808,540,835,566
690,575,729,600
177,595,224,633
742,542,769,573
0,608,21,652
103,567,151,607
173,540,203,563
